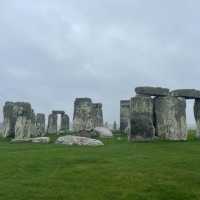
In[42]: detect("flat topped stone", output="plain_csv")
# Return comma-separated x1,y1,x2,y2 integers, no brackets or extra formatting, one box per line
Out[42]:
135,87,169,97
171,89,200,99
120,100,130,106
52,110,65,115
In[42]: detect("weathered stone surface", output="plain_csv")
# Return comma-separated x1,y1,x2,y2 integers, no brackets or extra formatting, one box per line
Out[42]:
55,135,104,146
73,98,103,132
2,102,38,139
2,102,17,137
60,114,70,131
171,89,200,99
92,103,103,128
135,87,169,97
94,127,113,138
36,113,46,136
47,113,57,134
129,95,155,140
194,99,200,138
52,110,65,115
31,137,50,143
14,103,38,139
73,98,93,131
120,100,130,133
154,96,187,140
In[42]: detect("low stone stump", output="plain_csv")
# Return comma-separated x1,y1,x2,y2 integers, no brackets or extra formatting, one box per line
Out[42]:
11,137,50,144
11,138,32,143
55,135,104,146
31,137,50,143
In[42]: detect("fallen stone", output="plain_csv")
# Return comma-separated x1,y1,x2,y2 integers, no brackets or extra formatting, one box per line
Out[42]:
94,127,113,138
11,137,50,143
11,138,32,143
129,95,155,140
55,135,104,146
154,96,187,140
31,137,50,143
135,87,169,97
170,89,200,99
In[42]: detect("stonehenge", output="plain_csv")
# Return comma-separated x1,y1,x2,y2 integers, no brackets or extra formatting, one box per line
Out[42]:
47,111,70,134
127,86,200,141
1,87,200,142
73,98,103,132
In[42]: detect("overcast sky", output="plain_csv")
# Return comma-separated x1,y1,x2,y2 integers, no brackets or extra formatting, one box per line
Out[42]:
0,0,200,125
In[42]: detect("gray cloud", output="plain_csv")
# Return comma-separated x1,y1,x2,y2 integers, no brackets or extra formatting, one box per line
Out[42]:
0,0,200,125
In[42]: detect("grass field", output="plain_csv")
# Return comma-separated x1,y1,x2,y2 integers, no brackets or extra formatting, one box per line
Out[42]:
0,136,200,200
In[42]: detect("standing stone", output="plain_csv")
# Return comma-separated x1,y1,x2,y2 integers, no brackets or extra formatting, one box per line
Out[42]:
129,95,155,140
2,102,38,139
73,98,94,132
47,113,57,134
120,100,130,133
154,96,187,140
60,114,70,132
113,121,117,131
92,103,103,128
14,102,38,139
36,113,46,136
194,99,200,138
2,102,17,138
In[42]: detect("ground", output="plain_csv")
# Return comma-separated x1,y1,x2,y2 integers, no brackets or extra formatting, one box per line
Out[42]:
0,136,200,200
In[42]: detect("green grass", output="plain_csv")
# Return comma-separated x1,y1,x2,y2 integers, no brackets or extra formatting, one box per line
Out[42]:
0,137,200,200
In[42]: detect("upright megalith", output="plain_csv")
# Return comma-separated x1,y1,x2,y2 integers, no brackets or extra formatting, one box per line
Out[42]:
73,98,104,132
120,100,130,133
2,101,38,139
129,95,155,140
47,113,57,134
92,103,103,128
194,99,200,138
73,98,93,131
154,96,187,140
135,87,169,97
2,102,17,137
60,114,70,132
36,113,46,136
